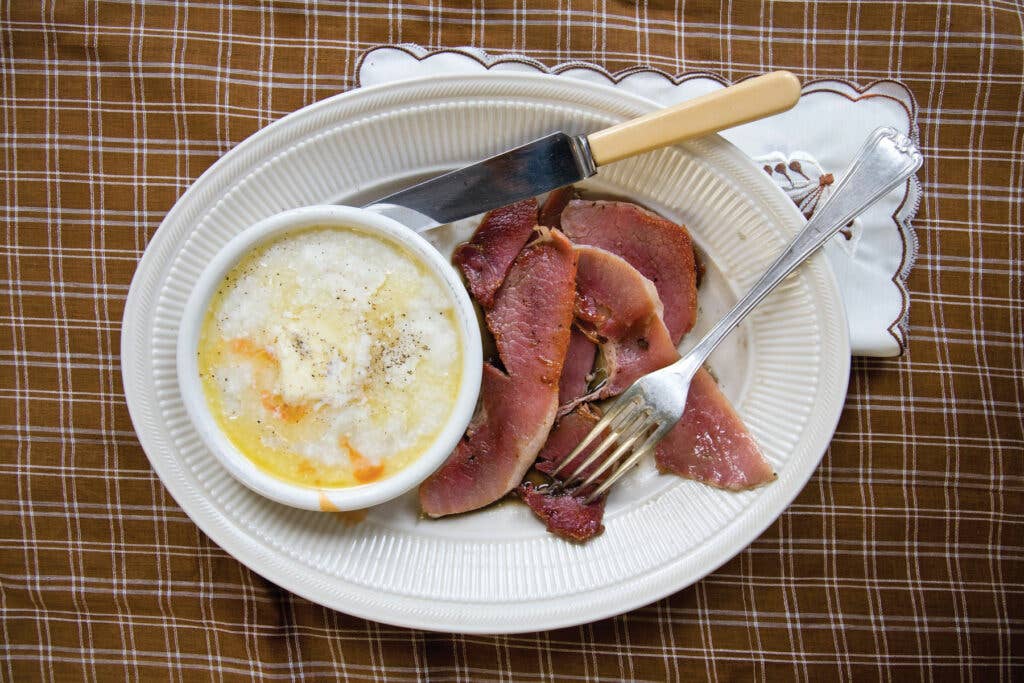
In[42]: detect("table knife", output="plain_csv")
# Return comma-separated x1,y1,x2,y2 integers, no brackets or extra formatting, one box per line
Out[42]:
363,71,801,232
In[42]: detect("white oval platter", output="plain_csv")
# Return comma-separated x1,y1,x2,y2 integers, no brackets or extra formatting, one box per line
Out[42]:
122,73,850,634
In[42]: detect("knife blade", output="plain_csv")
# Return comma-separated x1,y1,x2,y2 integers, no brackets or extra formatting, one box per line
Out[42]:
363,71,802,233
364,132,594,232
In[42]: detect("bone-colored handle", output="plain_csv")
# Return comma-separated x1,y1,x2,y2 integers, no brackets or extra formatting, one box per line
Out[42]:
586,71,802,166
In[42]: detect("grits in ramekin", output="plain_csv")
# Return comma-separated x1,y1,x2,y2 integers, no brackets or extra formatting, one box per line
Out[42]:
176,205,482,511
198,227,462,488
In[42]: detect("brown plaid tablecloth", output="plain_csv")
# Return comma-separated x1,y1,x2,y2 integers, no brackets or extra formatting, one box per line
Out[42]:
1,2,1021,680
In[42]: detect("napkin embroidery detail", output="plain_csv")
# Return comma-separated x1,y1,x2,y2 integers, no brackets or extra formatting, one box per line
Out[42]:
755,151,862,257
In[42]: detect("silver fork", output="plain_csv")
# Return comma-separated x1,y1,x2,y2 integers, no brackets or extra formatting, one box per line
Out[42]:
552,126,923,503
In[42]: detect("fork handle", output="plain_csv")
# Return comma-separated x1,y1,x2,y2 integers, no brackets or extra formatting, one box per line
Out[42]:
673,127,923,376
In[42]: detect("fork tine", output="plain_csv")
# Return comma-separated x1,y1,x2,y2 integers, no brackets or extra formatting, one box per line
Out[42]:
571,410,653,491
556,405,641,485
548,396,637,479
562,407,647,487
584,426,664,503
560,429,619,485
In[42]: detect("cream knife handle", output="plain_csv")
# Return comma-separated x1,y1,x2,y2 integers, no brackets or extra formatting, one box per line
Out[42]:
585,71,802,166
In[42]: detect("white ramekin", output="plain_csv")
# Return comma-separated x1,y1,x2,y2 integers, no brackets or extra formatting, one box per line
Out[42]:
176,205,482,511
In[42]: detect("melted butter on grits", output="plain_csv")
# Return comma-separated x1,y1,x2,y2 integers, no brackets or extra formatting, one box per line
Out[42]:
197,227,462,488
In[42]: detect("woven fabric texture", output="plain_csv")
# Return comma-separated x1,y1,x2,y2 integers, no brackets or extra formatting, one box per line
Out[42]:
1,2,1021,680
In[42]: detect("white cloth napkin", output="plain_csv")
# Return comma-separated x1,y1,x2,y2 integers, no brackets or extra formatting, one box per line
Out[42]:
358,45,922,357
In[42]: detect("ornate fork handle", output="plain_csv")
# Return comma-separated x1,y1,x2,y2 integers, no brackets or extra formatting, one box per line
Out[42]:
673,126,923,378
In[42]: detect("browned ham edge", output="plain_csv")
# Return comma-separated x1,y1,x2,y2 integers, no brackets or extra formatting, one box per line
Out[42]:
538,186,578,228
453,198,538,308
560,199,698,344
420,229,577,517
518,482,604,543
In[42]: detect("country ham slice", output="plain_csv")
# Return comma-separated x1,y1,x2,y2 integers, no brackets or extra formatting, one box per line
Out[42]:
560,199,698,343
564,245,678,411
655,368,777,490
518,405,606,542
420,229,576,516
453,198,538,308
484,228,576,383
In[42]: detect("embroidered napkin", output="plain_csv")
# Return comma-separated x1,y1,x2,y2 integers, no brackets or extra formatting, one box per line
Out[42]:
359,45,922,357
